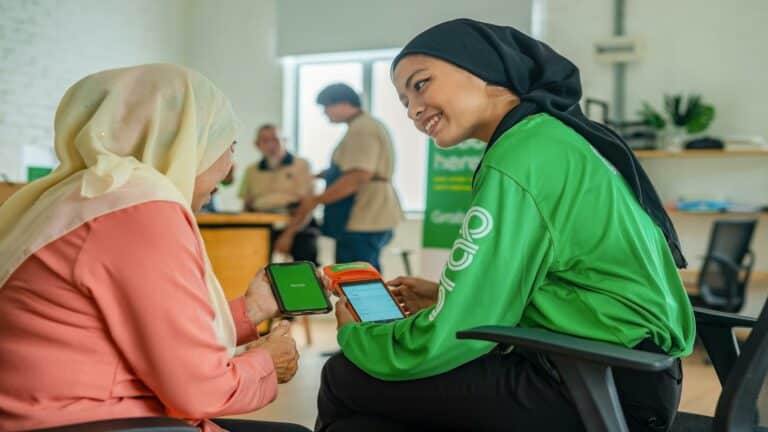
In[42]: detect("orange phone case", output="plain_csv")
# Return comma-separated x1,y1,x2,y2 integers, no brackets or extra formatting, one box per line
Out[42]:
322,262,406,322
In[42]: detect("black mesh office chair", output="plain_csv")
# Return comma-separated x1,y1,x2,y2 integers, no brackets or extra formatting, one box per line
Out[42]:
30,417,197,431
689,220,758,313
31,417,313,432
458,303,768,432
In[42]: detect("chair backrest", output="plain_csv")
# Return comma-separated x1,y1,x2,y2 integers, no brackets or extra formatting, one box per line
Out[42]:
714,298,768,431
698,219,758,311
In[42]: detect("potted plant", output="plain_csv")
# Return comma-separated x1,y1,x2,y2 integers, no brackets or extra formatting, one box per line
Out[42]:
638,94,715,150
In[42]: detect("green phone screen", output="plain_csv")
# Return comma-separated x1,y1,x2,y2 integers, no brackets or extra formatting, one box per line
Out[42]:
269,263,328,312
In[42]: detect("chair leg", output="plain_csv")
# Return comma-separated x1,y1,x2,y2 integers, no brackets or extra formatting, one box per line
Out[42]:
302,316,312,346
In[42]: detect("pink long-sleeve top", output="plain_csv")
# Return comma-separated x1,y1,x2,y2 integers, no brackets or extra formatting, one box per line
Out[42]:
0,201,277,431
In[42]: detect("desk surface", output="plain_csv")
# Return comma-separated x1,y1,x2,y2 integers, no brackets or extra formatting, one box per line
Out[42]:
196,212,289,226
0,182,25,205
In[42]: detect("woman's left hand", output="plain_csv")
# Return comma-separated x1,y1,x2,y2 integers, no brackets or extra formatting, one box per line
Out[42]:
245,268,280,324
334,298,356,330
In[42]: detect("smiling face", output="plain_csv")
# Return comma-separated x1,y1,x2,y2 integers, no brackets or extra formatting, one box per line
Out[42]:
393,55,493,148
393,54,520,148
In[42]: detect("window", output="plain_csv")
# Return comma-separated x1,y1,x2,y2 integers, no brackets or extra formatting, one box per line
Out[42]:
284,50,427,212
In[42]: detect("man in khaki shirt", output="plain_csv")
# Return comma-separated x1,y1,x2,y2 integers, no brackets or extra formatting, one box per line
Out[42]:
241,124,319,263
276,84,401,271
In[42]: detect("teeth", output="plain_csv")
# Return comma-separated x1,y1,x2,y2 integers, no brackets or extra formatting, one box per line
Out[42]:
426,114,441,134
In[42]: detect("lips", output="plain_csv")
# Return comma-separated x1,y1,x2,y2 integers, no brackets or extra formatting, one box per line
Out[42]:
422,112,443,136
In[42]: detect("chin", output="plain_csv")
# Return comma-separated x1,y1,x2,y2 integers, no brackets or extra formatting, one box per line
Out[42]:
433,135,462,149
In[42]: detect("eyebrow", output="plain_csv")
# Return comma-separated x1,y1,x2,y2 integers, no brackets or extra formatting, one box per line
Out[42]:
398,68,428,105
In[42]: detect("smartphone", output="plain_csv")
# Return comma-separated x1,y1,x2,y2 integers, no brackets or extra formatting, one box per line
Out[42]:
266,261,332,315
337,280,406,323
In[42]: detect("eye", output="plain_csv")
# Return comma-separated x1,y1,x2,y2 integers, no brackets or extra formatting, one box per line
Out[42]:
414,78,429,91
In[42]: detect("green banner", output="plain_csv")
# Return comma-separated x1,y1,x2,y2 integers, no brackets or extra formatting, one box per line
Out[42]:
421,139,485,249
27,166,53,182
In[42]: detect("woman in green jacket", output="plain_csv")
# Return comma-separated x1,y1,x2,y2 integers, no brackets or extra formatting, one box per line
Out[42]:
316,19,694,432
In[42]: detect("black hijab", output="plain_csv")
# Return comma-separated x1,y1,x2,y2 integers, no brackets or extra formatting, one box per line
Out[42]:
393,19,687,268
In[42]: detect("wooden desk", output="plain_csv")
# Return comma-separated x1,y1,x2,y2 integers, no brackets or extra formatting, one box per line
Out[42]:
0,182,25,205
196,213,288,301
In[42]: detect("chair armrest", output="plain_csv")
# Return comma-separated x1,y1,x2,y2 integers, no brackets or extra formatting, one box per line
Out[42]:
693,307,755,385
32,417,197,432
458,326,676,432
456,326,673,372
694,307,757,328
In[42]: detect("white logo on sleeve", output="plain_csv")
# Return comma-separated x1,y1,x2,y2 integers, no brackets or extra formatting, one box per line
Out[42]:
430,206,493,321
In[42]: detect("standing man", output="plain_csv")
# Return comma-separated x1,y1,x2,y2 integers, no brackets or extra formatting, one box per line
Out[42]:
276,84,401,271
241,123,319,264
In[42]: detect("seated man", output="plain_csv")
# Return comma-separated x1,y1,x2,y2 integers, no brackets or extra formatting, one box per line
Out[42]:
240,124,319,264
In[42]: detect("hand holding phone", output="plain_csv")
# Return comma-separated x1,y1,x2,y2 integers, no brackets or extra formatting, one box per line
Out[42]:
266,261,332,316
386,276,439,314
336,280,406,323
245,269,281,324
322,262,407,323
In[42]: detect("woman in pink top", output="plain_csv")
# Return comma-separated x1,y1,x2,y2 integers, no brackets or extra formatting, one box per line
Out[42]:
0,64,310,432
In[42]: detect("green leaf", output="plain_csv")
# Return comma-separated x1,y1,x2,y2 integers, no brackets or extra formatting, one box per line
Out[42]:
638,102,666,130
664,94,687,126
686,104,715,134
681,95,701,125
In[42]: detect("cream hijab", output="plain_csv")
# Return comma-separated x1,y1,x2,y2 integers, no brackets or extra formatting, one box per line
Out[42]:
0,64,239,356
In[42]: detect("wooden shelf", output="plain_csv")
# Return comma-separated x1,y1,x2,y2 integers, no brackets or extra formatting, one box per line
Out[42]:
668,210,768,217
634,149,768,158
681,269,768,284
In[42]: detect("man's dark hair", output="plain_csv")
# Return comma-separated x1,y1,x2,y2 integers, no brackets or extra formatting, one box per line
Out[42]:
255,123,277,140
316,83,362,108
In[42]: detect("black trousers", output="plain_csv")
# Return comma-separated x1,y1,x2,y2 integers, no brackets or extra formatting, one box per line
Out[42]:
213,418,310,432
315,340,682,432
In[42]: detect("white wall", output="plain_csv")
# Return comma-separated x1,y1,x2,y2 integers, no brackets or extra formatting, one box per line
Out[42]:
185,0,283,211
539,0,768,141
276,0,532,55
0,0,189,181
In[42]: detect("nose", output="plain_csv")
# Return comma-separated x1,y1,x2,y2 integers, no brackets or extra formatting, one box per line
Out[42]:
408,101,424,122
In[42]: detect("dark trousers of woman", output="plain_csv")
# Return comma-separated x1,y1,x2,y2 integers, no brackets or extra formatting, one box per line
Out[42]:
213,418,310,432
315,340,682,432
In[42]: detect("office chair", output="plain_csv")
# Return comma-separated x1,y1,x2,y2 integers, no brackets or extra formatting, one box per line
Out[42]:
30,417,196,432
458,303,768,431
688,219,757,313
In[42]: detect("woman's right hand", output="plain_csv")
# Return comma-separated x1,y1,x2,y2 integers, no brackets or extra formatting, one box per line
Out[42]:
386,276,439,315
248,321,299,383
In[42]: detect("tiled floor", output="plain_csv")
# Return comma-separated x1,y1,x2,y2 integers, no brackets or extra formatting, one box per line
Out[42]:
229,280,768,428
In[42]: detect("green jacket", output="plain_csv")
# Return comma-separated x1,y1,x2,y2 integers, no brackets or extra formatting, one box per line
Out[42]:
338,113,695,381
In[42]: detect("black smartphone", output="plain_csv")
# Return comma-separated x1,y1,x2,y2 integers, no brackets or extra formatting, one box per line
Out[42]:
337,280,406,323
265,261,332,315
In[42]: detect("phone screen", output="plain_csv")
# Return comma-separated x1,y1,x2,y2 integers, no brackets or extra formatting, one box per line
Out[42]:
340,280,405,322
268,262,329,313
